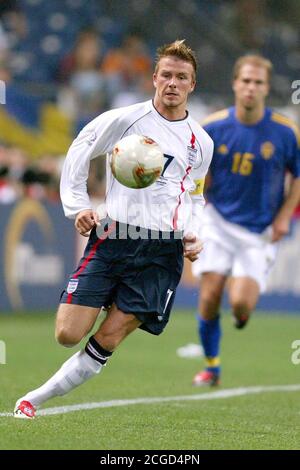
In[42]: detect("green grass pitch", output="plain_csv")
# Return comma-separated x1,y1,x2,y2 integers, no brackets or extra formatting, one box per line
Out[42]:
0,310,299,450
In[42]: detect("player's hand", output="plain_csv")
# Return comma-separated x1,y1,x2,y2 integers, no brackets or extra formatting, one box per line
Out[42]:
75,209,100,237
183,233,203,261
271,216,290,242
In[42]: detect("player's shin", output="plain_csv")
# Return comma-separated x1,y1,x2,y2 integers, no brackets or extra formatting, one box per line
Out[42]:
199,315,221,373
19,336,112,408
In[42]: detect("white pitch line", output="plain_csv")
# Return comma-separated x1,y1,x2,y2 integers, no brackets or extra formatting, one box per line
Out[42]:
1,384,300,418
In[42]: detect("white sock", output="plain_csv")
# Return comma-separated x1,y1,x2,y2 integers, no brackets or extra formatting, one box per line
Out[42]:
21,350,102,407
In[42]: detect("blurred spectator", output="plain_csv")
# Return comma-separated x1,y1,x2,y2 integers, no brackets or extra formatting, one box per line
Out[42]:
0,144,19,203
110,71,153,109
58,28,103,83
37,155,60,201
7,146,28,182
0,21,9,62
0,0,19,17
21,166,59,202
101,33,152,98
0,146,61,204
0,164,18,203
57,28,107,130
38,154,60,174
232,0,267,49
0,0,28,47
0,164,14,203
21,167,45,199
0,61,10,83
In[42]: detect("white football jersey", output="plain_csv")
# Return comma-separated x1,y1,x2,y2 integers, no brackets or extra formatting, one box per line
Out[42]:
60,100,213,233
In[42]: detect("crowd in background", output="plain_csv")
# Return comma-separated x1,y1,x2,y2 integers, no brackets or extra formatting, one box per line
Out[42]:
0,145,106,204
0,0,299,211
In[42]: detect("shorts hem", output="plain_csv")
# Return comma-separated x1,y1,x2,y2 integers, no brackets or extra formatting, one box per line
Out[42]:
60,292,104,309
116,302,168,336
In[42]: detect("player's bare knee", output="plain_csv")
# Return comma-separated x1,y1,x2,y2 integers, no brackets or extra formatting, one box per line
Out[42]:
55,327,83,347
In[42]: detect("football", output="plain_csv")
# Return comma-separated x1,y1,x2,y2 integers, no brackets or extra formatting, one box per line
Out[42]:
110,134,164,189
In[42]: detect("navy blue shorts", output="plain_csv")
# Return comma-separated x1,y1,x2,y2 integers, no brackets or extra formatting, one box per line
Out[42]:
60,221,184,335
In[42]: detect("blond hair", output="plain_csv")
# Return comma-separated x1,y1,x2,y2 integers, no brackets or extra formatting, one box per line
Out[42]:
233,55,273,82
155,39,197,80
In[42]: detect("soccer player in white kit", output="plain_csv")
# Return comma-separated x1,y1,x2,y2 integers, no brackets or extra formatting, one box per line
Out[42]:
14,40,213,418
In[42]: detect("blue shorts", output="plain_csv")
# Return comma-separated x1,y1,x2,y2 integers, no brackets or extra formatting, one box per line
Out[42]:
60,221,184,335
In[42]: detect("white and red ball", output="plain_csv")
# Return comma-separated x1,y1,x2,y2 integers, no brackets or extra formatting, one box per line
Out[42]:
111,134,164,189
